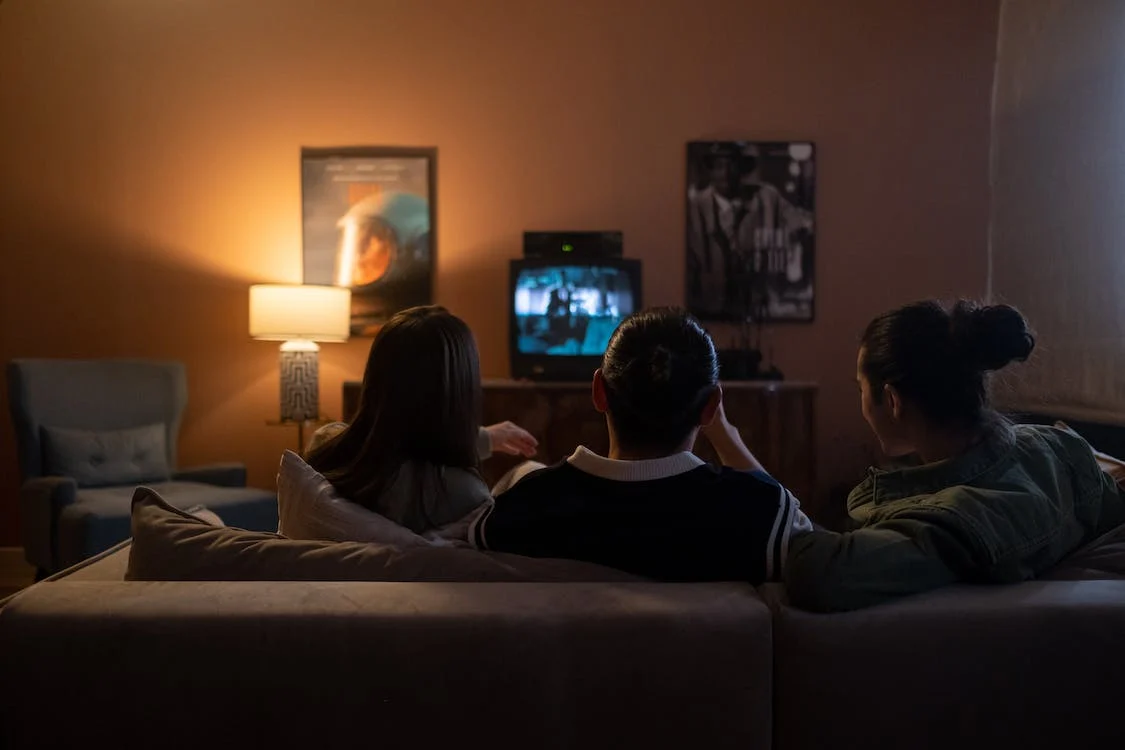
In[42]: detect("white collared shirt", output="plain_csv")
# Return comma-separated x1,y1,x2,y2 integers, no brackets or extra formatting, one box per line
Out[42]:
473,446,814,581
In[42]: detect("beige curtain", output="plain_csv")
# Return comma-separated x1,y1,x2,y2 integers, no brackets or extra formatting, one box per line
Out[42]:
990,0,1125,422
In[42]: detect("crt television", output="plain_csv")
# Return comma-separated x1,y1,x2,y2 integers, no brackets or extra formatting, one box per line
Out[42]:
509,258,643,381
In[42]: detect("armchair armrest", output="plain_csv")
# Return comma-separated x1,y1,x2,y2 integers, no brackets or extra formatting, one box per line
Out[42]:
173,463,247,488
19,476,78,572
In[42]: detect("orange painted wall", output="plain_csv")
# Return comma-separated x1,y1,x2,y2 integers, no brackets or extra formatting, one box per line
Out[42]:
0,0,998,543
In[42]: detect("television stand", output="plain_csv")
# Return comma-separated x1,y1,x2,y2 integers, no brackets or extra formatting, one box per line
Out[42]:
342,378,818,510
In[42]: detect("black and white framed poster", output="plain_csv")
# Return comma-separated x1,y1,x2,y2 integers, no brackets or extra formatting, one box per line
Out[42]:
301,146,436,336
686,141,815,322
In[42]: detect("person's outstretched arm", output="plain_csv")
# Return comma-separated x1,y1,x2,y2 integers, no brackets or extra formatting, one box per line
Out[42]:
479,422,539,460
784,521,970,612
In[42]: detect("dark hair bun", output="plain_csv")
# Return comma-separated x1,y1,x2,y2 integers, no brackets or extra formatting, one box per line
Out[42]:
649,345,673,382
950,301,1035,372
601,307,719,452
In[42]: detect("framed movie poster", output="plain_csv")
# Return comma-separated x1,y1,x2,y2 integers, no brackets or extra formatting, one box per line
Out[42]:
685,141,815,322
301,146,436,335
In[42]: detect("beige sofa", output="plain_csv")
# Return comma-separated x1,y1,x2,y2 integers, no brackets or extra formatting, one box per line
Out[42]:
3,494,1125,750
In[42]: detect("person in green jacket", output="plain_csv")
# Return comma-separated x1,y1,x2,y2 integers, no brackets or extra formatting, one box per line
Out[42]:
786,300,1125,612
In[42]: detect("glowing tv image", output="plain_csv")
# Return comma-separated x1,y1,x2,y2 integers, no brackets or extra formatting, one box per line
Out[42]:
513,265,637,357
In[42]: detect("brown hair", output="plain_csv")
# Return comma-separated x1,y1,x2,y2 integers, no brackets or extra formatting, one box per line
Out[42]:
307,305,482,526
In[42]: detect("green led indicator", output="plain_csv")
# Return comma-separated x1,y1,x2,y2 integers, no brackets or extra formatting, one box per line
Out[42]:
561,243,574,253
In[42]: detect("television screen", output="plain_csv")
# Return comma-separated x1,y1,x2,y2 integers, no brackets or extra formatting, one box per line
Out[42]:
513,265,637,356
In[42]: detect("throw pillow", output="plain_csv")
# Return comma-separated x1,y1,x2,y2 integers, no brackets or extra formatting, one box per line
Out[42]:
128,486,640,583
276,450,430,547
182,504,226,527
41,422,170,488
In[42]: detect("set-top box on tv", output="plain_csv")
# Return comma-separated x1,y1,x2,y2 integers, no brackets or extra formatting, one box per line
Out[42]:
523,231,623,259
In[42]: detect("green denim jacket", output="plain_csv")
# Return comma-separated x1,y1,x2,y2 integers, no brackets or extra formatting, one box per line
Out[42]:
786,423,1125,612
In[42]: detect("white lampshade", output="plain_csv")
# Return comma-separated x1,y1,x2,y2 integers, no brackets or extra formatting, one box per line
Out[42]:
249,284,351,342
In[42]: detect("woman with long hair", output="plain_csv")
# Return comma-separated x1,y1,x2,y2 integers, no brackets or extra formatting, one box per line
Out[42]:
305,305,534,534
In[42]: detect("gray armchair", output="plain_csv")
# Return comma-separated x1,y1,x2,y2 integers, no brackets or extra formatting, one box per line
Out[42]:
8,359,277,575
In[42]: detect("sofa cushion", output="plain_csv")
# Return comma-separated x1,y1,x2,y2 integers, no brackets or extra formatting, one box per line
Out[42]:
127,486,640,582
1046,521,1125,580
41,423,170,487
0,579,770,750
770,581,1125,750
276,450,430,547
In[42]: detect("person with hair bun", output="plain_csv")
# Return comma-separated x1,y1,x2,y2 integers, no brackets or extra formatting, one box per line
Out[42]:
469,307,813,583
786,300,1125,612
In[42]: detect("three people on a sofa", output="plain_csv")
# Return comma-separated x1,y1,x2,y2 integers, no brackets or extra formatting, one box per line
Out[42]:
298,301,1123,609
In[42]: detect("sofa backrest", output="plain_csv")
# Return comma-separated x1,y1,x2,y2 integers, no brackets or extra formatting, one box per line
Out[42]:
7,566,1125,749
770,580,1125,749
0,580,773,750
6,359,187,480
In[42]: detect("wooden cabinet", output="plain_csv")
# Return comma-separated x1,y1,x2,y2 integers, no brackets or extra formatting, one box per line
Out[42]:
344,379,817,504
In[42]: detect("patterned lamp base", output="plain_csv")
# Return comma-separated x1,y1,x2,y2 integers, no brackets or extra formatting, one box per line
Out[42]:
279,343,320,422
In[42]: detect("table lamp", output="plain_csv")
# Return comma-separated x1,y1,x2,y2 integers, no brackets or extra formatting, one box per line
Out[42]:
249,284,351,422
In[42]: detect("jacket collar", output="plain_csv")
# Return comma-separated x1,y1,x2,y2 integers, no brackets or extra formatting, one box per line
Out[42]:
849,421,1018,513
